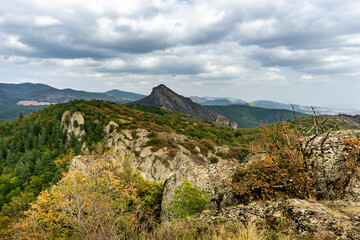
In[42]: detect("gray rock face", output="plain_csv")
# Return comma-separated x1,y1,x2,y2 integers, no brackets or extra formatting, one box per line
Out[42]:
61,110,85,140
197,199,360,239
161,161,239,221
135,84,219,121
306,130,360,200
70,122,237,183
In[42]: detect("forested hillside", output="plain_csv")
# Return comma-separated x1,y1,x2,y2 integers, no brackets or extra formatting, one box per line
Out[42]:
208,104,309,128
0,100,257,229
1,100,359,239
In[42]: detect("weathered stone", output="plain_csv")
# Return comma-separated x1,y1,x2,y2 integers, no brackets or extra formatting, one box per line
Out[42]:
197,199,360,239
161,162,238,221
103,121,118,134
214,115,237,129
307,130,360,200
61,111,86,140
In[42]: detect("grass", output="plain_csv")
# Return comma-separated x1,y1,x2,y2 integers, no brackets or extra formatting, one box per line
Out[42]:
144,220,269,240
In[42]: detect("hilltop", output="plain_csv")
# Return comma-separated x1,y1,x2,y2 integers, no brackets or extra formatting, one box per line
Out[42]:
0,99,360,239
135,84,219,121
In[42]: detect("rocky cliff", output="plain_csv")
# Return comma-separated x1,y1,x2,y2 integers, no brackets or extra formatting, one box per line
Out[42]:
136,84,220,122
68,113,237,182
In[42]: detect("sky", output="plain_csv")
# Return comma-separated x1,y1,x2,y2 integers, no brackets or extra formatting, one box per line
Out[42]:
0,0,360,108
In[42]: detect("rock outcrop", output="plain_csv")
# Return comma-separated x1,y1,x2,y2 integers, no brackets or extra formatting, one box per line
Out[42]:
161,161,239,221
215,115,237,129
61,110,85,140
70,115,237,183
307,130,360,200
135,84,219,122
197,199,360,239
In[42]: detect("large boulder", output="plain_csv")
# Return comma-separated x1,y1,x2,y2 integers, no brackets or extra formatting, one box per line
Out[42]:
307,130,360,200
161,161,238,221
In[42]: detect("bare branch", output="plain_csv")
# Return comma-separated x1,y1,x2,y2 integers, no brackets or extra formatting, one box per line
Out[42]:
290,103,305,135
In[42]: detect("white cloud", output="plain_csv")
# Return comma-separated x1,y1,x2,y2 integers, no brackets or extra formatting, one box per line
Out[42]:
0,0,360,107
34,16,61,27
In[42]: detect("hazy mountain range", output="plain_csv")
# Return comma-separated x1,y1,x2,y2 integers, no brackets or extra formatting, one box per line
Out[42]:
0,82,357,127
191,97,360,115
0,83,145,106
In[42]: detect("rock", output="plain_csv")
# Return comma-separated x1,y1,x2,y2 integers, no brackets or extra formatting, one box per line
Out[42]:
307,130,360,200
161,162,238,221
215,115,237,128
230,122,238,129
135,84,219,121
103,121,118,134
72,126,237,183
197,199,360,239
195,146,201,153
61,110,86,140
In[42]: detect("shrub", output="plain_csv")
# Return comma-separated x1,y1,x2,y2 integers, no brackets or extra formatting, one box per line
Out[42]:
231,122,315,202
73,120,79,128
168,180,210,219
216,150,229,159
10,157,163,239
133,150,140,157
146,136,169,152
210,157,219,164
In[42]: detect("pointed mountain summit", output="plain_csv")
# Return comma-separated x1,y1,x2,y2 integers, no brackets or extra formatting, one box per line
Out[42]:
135,84,219,121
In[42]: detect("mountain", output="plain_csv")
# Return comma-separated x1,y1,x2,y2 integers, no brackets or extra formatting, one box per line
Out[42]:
0,83,142,106
135,84,219,121
0,90,21,105
251,100,310,112
201,99,233,106
208,104,310,128
190,96,246,105
0,83,148,119
106,89,145,101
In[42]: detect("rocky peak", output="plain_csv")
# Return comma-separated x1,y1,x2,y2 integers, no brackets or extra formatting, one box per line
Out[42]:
136,84,228,123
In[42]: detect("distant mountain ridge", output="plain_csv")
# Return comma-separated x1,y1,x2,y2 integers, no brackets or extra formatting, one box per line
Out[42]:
0,83,144,106
135,84,219,121
190,96,246,105
191,96,360,115
0,83,145,120
106,89,145,101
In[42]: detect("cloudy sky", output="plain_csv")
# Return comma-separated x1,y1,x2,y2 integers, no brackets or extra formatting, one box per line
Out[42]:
1,0,360,108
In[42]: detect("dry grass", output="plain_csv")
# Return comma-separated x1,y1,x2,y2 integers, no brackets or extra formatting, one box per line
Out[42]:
144,220,269,240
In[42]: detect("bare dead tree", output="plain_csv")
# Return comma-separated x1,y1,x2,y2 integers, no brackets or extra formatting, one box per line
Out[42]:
290,104,332,158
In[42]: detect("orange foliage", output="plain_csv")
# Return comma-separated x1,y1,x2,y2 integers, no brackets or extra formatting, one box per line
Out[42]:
231,122,315,202
10,157,148,240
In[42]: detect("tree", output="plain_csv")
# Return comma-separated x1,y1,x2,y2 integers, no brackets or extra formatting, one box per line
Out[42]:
10,157,162,240
168,180,210,219
230,108,348,202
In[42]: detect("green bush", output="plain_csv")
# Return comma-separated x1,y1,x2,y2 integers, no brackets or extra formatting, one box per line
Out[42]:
168,180,210,219
210,157,219,164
